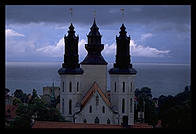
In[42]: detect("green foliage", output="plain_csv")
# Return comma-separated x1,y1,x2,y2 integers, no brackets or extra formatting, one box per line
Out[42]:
135,87,158,126
10,89,64,128
13,98,22,106
158,86,192,129
13,89,28,103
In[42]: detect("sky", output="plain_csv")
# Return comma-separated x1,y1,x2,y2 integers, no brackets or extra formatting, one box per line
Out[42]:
5,5,191,64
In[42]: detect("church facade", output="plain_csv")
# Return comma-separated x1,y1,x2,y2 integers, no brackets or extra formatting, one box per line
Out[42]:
58,19,137,125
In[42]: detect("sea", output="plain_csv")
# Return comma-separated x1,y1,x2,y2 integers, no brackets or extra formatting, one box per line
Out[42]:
5,62,191,98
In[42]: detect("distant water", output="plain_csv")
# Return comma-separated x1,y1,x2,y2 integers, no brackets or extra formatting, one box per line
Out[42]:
6,62,191,97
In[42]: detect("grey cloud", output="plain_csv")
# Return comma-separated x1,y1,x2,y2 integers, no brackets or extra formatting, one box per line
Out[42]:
6,5,190,26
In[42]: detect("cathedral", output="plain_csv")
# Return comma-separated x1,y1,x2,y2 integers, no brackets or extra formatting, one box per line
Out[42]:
58,19,137,125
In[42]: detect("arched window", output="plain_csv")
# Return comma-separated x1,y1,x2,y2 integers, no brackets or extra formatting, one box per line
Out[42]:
130,98,133,113
69,99,72,114
62,98,64,114
107,119,110,124
69,82,72,92
102,106,105,113
96,95,99,106
123,82,125,92
89,105,92,113
77,82,79,92
95,117,99,124
83,119,87,123
122,98,125,113
62,82,64,92
114,82,116,92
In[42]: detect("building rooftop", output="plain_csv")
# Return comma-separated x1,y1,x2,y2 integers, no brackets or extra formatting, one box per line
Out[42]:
5,104,17,119
32,121,123,128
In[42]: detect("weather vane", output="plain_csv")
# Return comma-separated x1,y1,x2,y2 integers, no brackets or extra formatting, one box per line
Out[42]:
69,8,73,23
93,10,96,19
120,8,125,24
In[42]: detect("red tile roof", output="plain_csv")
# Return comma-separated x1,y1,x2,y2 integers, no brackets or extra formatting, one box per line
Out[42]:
131,123,153,128
32,121,123,128
81,82,111,108
5,104,17,119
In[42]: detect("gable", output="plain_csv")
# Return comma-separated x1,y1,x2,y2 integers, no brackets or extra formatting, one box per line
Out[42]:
81,82,111,109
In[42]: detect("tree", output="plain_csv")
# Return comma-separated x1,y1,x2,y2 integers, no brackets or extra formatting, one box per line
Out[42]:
13,98,22,106
158,86,192,129
134,87,158,126
11,95,65,128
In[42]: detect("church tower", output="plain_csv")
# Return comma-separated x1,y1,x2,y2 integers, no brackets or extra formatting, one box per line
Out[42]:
58,23,83,121
109,24,137,125
80,19,108,95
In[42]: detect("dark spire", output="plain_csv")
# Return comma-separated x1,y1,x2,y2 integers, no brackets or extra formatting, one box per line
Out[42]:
58,23,83,74
81,19,107,65
109,24,136,74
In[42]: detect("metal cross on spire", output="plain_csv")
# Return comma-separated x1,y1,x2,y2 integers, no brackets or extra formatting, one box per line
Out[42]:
93,10,96,19
120,8,125,24
69,8,73,23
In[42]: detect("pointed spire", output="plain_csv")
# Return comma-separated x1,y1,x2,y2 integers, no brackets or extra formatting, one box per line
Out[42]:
67,23,76,38
81,19,107,65
119,24,128,37
88,19,101,36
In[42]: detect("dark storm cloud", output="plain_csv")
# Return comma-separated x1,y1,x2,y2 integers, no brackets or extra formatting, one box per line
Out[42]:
6,5,190,26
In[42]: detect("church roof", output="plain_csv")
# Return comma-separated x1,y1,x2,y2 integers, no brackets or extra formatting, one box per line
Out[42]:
81,82,111,108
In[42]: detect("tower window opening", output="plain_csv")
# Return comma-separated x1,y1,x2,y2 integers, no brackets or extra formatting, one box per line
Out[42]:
114,82,116,92
102,106,105,113
69,82,72,92
123,82,125,92
62,82,64,92
89,105,92,113
130,98,133,113
130,82,132,92
69,99,72,114
122,98,125,113
62,98,64,114
77,82,79,92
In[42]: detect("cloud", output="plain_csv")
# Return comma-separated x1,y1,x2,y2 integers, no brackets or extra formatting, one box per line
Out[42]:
36,38,64,57
6,29,24,37
36,38,87,60
102,40,170,58
141,33,153,40
130,40,170,57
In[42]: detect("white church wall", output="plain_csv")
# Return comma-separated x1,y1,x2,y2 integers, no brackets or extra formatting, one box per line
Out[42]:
60,74,83,121
75,91,114,124
110,74,136,125
81,65,107,95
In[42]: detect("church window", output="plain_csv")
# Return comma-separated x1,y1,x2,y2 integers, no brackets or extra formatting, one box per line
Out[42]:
62,98,64,114
96,95,99,106
62,82,64,92
77,82,79,92
95,117,99,124
123,82,125,92
89,105,92,113
69,99,72,114
122,98,125,113
114,82,116,92
83,119,87,123
107,119,110,124
130,98,133,113
102,106,105,113
69,82,72,92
